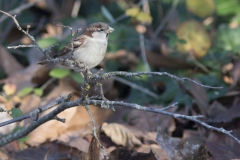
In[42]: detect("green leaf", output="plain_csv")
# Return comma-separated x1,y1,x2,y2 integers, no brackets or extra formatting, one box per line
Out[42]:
49,68,70,78
164,32,178,48
17,136,29,143
101,6,115,23
38,37,58,48
70,72,84,83
10,108,23,118
215,25,240,52
34,88,43,96
216,0,240,16
10,126,29,145
12,126,24,133
17,87,33,97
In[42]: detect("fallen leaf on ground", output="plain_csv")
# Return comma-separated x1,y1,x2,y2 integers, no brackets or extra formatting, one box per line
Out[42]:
126,107,176,134
207,129,240,160
101,122,142,148
207,98,240,123
109,147,157,160
9,141,81,160
156,128,210,160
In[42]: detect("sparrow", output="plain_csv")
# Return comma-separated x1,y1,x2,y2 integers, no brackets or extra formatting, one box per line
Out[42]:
39,22,114,70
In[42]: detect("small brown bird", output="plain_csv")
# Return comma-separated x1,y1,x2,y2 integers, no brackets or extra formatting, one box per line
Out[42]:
39,22,114,69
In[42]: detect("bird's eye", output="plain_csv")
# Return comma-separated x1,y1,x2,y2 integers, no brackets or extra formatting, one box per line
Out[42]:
99,28,104,32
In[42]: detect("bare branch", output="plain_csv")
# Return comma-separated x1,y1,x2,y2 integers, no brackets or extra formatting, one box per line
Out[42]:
91,71,223,89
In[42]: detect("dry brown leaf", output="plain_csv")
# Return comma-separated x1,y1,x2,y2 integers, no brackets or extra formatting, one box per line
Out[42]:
156,128,210,160
19,94,41,114
0,149,9,160
189,78,209,116
109,147,157,160
9,141,81,160
207,98,240,123
0,96,14,110
150,144,168,160
208,101,227,119
231,59,240,88
101,122,142,148
57,129,90,152
207,129,240,160
136,143,169,160
126,106,176,134
80,126,108,160
0,45,23,76
182,130,206,145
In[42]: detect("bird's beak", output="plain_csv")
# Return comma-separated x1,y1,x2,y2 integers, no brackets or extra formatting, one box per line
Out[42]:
107,27,114,33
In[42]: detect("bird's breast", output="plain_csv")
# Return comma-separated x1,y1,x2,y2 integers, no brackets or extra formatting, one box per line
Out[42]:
73,39,108,68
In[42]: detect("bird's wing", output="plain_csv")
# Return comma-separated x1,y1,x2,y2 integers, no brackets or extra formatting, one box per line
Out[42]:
53,35,87,58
